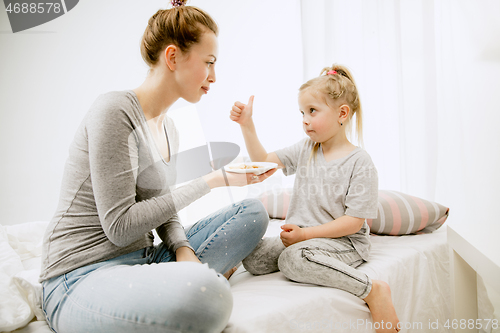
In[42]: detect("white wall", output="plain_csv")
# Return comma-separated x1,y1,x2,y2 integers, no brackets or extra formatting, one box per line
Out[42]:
0,0,303,225
435,0,500,258
2,0,500,239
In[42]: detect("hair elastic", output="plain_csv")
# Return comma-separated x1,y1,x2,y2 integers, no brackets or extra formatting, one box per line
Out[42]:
327,70,337,75
171,0,185,7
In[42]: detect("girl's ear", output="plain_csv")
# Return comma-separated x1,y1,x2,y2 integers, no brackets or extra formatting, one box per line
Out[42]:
339,104,350,123
164,45,178,71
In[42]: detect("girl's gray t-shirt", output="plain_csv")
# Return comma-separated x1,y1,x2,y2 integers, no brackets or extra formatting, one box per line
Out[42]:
40,90,210,282
275,138,378,260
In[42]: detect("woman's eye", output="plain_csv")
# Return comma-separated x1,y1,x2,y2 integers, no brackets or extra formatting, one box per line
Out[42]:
207,62,215,67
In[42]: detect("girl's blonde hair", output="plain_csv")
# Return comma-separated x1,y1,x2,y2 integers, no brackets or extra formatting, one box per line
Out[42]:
140,1,219,67
300,64,363,164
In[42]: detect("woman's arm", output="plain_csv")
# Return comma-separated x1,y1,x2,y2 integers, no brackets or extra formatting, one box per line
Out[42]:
86,99,213,248
280,216,365,247
230,96,284,167
87,95,276,248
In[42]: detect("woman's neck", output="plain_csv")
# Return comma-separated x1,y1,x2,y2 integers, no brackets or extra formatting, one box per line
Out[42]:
133,69,179,121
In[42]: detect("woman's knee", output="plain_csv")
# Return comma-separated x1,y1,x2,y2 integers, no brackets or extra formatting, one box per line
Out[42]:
240,198,269,229
169,263,233,332
232,198,269,248
64,262,233,333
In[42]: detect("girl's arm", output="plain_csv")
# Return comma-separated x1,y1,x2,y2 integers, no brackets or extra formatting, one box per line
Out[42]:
230,96,284,167
280,216,365,247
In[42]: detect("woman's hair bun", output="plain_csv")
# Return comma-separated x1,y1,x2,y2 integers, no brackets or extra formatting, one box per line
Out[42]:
141,2,218,67
171,0,187,7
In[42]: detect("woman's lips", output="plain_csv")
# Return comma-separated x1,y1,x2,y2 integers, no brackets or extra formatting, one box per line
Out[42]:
202,86,209,94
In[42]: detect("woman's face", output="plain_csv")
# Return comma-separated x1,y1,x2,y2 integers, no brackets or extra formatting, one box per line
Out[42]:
175,31,218,103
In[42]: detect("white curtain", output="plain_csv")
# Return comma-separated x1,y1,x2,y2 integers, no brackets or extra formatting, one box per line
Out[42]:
301,0,443,200
301,1,500,313
301,0,500,207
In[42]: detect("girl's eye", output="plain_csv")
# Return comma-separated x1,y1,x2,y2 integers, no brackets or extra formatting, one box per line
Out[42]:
300,110,304,115
310,108,316,113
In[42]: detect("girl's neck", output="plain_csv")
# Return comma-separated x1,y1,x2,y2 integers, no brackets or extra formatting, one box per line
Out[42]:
133,69,179,121
320,133,355,155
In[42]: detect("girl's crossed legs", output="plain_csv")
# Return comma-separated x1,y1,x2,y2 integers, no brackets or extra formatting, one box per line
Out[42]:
243,236,400,333
42,198,268,333
242,236,370,297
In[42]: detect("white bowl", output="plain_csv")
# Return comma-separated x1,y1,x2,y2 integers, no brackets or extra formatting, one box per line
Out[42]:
224,162,278,175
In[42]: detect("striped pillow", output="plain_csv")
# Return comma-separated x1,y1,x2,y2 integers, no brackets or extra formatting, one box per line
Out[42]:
366,190,449,235
258,188,449,235
257,188,293,220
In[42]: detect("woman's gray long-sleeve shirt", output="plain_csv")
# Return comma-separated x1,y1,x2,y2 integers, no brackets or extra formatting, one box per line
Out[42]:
39,90,210,282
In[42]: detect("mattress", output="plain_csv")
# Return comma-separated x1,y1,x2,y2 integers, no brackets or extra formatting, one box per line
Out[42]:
1,220,451,333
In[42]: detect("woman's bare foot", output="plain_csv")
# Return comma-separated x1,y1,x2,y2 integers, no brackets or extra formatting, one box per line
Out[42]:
223,266,238,280
363,280,400,332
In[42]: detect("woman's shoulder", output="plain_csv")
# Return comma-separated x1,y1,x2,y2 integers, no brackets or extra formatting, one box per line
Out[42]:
91,90,138,112
86,90,142,125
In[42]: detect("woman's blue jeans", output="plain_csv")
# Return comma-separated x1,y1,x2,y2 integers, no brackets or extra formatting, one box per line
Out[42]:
42,199,268,333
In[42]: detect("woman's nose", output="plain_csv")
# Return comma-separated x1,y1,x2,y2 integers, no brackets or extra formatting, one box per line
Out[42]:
208,69,216,83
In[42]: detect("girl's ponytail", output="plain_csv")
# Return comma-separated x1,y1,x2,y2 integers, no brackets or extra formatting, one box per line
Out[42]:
323,64,363,148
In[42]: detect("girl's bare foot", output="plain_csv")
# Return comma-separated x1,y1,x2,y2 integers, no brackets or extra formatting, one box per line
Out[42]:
223,266,238,280
363,280,400,333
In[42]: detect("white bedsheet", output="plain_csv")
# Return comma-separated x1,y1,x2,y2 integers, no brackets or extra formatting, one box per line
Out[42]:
1,221,47,333
224,219,451,333
1,220,451,333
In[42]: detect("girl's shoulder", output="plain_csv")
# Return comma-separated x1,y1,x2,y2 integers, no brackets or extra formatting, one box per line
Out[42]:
349,148,377,170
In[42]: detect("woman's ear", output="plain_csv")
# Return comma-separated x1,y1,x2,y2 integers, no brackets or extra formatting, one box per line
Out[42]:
339,104,350,124
164,45,178,71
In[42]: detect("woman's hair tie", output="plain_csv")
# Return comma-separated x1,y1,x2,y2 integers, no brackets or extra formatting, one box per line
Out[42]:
171,0,186,7
327,70,337,75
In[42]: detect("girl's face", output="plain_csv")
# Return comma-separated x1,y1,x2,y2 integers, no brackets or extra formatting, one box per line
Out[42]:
298,88,343,143
175,31,218,103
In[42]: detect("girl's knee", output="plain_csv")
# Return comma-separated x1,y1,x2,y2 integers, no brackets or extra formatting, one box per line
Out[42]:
242,251,275,275
277,245,307,281
242,237,282,275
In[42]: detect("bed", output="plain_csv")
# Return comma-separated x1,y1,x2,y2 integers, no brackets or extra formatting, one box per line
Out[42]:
1,190,453,333
225,219,450,333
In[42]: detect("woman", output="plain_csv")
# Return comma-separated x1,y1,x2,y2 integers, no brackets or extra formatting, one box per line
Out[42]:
39,2,275,332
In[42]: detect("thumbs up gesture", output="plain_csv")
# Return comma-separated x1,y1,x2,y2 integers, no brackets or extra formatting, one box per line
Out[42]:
230,95,254,127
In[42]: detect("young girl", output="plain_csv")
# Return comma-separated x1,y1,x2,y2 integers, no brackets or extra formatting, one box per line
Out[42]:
230,65,400,333
39,2,275,332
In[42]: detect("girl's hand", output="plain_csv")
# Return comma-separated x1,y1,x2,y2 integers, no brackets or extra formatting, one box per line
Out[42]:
203,167,277,189
280,224,307,247
230,95,254,127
